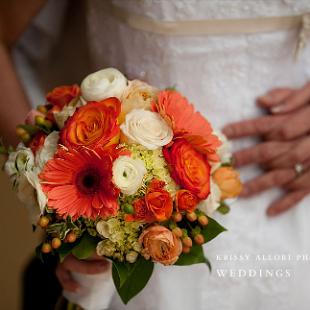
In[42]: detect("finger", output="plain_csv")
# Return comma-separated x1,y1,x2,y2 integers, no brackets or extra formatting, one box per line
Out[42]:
267,189,310,216
233,141,292,167
265,105,310,141
285,169,310,191
257,88,294,108
62,255,110,275
265,137,310,170
271,82,310,114
222,115,288,139
56,264,80,292
241,169,296,197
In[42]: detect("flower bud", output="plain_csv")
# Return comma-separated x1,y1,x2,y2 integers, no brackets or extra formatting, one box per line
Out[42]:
21,132,31,144
37,105,48,114
41,243,52,254
182,246,191,254
38,216,49,228
186,212,197,222
16,127,27,137
198,215,209,226
182,236,193,248
126,251,138,263
172,227,183,238
35,115,46,126
51,238,62,249
172,212,182,222
194,234,205,245
122,203,135,214
66,231,77,243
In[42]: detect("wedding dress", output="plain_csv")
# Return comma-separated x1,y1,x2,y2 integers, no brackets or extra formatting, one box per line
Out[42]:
13,1,310,309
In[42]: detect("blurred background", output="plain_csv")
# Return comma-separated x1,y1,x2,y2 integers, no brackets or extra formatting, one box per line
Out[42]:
0,162,40,309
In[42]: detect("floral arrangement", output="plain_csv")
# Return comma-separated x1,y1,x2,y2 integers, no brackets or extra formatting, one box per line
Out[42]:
3,68,242,304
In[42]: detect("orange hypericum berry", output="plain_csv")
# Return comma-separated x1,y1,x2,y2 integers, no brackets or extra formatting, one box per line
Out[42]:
38,216,50,228
182,236,193,248
172,227,183,238
198,215,209,226
182,246,191,254
172,212,182,222
51,238,62,249
186,212,197,222
37,105,48,114
66,232,77,243
41,243,52,254
194,234,205,245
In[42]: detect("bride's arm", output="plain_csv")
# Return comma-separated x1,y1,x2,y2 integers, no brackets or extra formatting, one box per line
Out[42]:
0,0,46,146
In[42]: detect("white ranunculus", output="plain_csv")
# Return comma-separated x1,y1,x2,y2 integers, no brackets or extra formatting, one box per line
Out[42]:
5,144,34,177
120,109,173,150
198,180,221,216
112,156,147,195
53,105,78,128
35,131,59,169
81,68,127,101
211,131,232,172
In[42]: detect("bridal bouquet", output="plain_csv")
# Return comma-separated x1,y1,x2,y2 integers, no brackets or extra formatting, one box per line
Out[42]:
3,68,242,304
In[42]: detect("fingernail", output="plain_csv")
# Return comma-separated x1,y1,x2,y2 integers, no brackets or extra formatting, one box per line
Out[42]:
271,106,283,113
258,94,273,102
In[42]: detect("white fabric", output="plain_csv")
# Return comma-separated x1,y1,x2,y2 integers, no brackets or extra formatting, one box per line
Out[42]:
63,270,115,310
13,0,310,309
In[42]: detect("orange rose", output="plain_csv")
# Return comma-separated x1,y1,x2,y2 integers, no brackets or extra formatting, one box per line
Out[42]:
213,167,242,199
163,139,211,199
139,225,182,265
175,189,198,212
29,132,46,154
46,85,80,108
125,179,173,223
60,97,121,149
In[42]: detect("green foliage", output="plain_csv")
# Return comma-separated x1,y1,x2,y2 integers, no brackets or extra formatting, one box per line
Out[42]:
201,217,227,243
112,257,154,304
175,244,211,271
72,233,99,260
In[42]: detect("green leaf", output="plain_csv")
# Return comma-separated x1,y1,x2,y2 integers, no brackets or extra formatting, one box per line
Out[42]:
201,217,227,243
57,242,78,262
72,233,98,260
112,257,154,304
175,244,211,271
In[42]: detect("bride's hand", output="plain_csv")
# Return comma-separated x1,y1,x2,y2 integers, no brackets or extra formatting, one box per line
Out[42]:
222,83,310,216
56,254,110,292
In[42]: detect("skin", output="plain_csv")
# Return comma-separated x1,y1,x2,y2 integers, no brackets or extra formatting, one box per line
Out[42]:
223,84,310,216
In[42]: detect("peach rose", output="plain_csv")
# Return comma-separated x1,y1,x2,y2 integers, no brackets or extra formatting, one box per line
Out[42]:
139,225,182,265
46,85,80,108
125,179,173,223
212,166,242,199
60,97,121,149
163,139,211,199
175,189,198,213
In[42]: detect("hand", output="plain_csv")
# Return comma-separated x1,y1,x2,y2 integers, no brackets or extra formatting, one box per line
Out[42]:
56,254,110,292
223,84,310,216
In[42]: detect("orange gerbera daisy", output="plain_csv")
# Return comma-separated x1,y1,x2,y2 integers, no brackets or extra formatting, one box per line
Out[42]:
39,146,121,220
152,90,222,161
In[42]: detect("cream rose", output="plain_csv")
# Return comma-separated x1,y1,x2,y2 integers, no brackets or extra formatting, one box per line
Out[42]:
112,156,147,195
81,68,127,101
120,109,173,150
53,105,78,129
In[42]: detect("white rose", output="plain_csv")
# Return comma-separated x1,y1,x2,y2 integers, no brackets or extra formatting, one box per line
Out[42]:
197,180,221,216
35,131,59,169
81,68,127,101
120,109,173,150
112,156,147,195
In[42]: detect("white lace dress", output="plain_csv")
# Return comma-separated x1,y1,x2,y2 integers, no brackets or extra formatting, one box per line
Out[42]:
14,1,310,309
